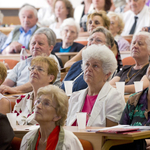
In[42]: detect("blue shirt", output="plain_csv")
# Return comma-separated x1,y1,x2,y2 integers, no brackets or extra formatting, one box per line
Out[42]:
60,46,71,52
1,25,37,53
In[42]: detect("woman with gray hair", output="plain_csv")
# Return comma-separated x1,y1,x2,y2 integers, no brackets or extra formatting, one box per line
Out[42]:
107,11,130,51
110,31,150,93
66,44,125,127
20,84,83,150
53,18,84,53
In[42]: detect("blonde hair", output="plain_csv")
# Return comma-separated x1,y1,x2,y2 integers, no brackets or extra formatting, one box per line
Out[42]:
37,85,68,126
0,62,7,84
31,56,58,84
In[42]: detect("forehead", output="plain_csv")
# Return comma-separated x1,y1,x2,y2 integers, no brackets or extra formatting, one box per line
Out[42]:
31,62,48,68
20,8,35,16
129,0,144,3
86,58,102,64
55,1,66,6
90,32,106,39
133,34,147,42
63,25,77,32
90,15,103,21
31,34,48,43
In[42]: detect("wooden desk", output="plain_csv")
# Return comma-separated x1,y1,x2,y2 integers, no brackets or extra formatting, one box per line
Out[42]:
14,126,150,150
0,54,20,61
0,27,14,35
55,52,78,65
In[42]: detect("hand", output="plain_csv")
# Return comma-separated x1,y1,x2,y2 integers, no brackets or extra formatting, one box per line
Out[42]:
3,62,10,70
0,85,18,94
7,42,23,53
146,65,150,81
141,27,149,32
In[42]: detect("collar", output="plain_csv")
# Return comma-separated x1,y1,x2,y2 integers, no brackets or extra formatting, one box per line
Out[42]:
134,5,148,18
19,25,37,34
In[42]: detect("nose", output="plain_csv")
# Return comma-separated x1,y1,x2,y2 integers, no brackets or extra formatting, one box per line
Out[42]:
36,101,42,109
86,64,92,72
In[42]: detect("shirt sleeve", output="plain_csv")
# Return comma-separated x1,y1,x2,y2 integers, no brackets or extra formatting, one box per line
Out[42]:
1,30,13,53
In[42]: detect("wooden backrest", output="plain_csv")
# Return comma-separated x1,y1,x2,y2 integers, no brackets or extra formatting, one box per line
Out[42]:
79,139,93,150
11,137,22,150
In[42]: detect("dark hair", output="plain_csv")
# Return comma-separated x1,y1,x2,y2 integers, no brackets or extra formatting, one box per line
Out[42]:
105,0,112,11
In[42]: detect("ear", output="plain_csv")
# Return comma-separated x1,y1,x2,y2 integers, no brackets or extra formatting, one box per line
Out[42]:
104,72,111,81
48,75,55,83
53,116,61,122
48,45,53,55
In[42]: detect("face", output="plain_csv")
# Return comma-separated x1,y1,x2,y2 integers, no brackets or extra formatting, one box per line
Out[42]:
30,34,53,57
88,32,106,46
131,35,150,59
34,94,59,124
109,16,120,37
128,0,146,15
61,25,77,44
19,9,38,31
92,0,105,10
29,63,54,87
87,15,104,33
84,58,107,86
55,1,68,19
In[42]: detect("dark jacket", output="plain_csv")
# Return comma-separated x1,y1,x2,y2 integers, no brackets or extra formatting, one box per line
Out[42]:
53,42,84,53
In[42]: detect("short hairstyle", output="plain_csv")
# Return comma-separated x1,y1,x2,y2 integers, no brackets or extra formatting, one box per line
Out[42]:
0,62,7,84
132,31,150,52
91,26,114,48
33,27,56,46
82,44,117,80
19,4,38,19
53,0,74,22
31,56,58,84
60,18,80,35
37,85,68,126
87,11,110,29
0,11,4,24
107,11,125,35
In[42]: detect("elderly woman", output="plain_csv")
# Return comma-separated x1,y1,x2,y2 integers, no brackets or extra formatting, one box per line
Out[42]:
66,44,125,127
12,56,59,125
107,11,130,51
52,18,84,53
49,0,73,39
20,85,83,150
110,31,150,94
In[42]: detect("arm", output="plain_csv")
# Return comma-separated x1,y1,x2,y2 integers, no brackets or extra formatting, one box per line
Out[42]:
109,76,120,87
0,82,33,94
64,46,86,68
0,98,11,114
106,118,118,127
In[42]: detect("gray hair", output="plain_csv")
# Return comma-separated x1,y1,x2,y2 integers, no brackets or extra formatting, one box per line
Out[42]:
90,26,114,48
60,18,80,35
82,44,117,80
0,11,4,24
19,4,38,19
33,27,56,46
113,0,126,7
132,31,150,52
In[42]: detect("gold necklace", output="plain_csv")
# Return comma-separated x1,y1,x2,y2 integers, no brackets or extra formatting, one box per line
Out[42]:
125,63,149,84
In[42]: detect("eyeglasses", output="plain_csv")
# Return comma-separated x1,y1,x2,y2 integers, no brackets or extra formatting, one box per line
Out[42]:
28,66,47,73
34,99,56,109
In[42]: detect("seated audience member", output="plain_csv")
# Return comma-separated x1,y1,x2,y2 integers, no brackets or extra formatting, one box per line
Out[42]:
112,0,127,13
37,0,55,27
0,11,7,50
121,0,150,36
1,4,39,54
110,31,150,93
49,0,73,39
53,18,84,53
107,11,130,51
74,0,93,32
1,56,59,124
0,27,61,95
61,27,120,92
0,113,15,150
20,85,83,150
66,44,125,127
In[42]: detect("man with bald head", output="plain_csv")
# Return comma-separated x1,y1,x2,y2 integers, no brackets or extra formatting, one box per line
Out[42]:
122,0,150,35
1,4,39,54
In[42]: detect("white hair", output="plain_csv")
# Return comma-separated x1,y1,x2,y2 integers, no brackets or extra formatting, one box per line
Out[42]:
0,11,4,24
19,4,38,19
132,31,150,52
82,44,117,80
60,18,80,35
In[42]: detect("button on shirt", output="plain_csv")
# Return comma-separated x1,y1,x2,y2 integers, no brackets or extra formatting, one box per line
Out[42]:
1,25,37,53
121,5,150,36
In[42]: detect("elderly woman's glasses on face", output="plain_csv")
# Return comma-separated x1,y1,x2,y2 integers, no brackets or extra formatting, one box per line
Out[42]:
34,99,56,109
28,66,47,73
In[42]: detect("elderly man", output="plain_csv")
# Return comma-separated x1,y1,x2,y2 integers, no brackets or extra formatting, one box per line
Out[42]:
121,0,150,35
1,4,39,54
0,27,61,94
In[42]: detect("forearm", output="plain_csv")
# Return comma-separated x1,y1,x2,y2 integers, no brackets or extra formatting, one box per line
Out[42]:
124,84,136,93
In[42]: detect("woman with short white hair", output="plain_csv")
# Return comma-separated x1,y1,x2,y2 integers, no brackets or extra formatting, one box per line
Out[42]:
66,44,125,127
107,11,130,51
53,18,84,53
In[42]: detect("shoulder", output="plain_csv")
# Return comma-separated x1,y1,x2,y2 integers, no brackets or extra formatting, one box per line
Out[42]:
72,42,84,48
53,42,62,52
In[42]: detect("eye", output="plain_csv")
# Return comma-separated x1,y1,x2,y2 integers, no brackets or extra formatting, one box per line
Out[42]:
89,20,92,25
43,101,50,106
95,21,100,25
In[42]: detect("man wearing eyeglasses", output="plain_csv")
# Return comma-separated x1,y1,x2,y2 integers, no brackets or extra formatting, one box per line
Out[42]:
0,27,61,94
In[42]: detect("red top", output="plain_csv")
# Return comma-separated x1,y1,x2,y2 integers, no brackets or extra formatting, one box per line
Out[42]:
35,126,60,150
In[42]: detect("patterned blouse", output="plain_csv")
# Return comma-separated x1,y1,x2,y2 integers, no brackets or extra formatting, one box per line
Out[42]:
13,92,37,125
120,88,150,126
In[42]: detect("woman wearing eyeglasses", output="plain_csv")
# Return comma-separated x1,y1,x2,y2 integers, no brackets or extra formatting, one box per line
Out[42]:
20,85,83,150
13,56,58,125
